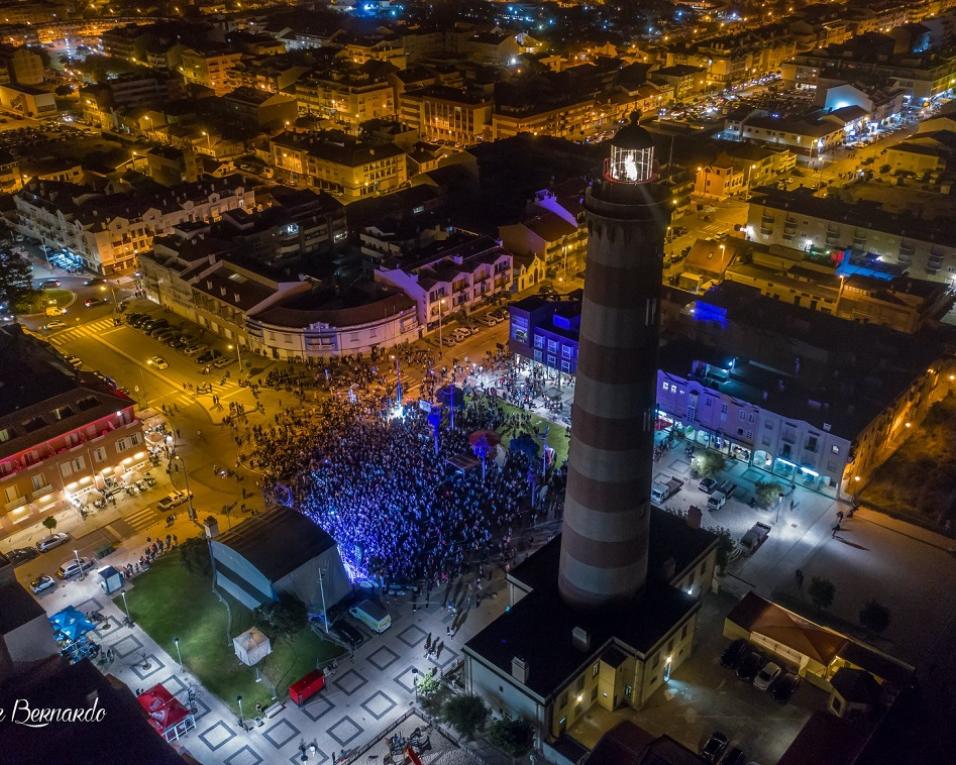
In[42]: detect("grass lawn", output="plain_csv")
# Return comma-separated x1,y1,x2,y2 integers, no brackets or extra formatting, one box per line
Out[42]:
495,400,570,465
115,552,342,714
859,394,956,527
15,288,73,314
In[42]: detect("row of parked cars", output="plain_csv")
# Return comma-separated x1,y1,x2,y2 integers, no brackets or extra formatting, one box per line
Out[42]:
721,638,800,701
440,308,507,348
127,313,233,368
698,639,803,764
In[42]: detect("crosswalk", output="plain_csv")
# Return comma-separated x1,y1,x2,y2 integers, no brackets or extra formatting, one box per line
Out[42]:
121,506,161,534
46,317,121,346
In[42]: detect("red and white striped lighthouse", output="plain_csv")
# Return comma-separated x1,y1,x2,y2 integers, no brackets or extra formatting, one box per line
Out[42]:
558,116,671,610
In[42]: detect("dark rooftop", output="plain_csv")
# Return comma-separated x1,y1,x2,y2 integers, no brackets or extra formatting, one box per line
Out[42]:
0,579,45,635
213,506,336,581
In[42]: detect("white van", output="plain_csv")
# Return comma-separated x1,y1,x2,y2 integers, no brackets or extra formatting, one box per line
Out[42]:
348,599,391,633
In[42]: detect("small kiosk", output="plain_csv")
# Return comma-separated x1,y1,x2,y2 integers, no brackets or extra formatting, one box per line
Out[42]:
138,684,196,743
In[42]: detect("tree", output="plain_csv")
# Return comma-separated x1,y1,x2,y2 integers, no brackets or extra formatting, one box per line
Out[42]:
489,716,534,758
710,526,735,571
693,450,726,479
254,592,306,638
754,481,783,509
441,694,488,739
179,537,211,577
42,516,57,532
0,250,33,310
859,600,891,635
808,577,836,611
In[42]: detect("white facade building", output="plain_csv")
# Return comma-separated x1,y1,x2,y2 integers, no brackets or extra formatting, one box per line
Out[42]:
13,175,254,275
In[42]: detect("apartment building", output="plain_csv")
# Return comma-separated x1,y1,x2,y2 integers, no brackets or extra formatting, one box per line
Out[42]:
723,240,952,333
374,229,513,331
746,187,956,284
498,211,586,278
80,73,180,129
726,110,848,158
270,131,407,201
183,257,419,358
222,87,298,130
0,149,21,193
400,86,493,146
14,175,254,274
294,64,396,135
0,325,145,533
0,45,44,85
178,43,244,95
784,35,956,102
694,144,795,201
679,282,955,494
335,32,407,70
230,55,311,94
666,27,797,87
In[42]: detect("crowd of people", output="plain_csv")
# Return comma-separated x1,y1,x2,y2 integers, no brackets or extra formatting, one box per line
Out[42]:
246,389,563,587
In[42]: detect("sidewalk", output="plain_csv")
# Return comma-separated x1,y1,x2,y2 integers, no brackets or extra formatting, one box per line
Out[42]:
854,506,955,552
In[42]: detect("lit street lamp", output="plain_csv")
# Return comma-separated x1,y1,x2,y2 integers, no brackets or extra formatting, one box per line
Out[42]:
437,297,447,348
170,453,196,521
227,342,244,376
236,695,244,730
173,636,183,670
120,589,133,627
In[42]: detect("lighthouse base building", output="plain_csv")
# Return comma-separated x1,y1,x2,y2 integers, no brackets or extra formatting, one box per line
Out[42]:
463,509,717,759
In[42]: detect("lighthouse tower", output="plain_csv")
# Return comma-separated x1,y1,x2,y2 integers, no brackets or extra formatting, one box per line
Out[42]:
558,116,671,611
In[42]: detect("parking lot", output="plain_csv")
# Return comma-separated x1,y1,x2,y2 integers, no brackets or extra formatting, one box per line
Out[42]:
633,594,827,763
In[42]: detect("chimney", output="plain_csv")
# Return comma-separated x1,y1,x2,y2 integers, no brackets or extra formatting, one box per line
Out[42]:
571,626,590,652
511,656,529,684
687,505,703,529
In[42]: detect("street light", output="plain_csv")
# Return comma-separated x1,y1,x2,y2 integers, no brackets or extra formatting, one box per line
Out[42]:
120,589,134,627
173,636,183,670
170,453,196,521
437,297,447,347
73,548,84,579
236,695,244,729
201,130,211,152
227,342,243,375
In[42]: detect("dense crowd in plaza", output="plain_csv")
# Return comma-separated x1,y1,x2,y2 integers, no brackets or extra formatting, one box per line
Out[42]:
242,379,565,586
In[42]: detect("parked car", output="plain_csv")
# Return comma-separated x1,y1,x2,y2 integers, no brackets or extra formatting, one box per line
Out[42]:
440,336,458,347
212,355,235,368
84,298,107,308
40,279,61,288
771,672,800,703
720,638,749,669
196,350,217,364
84,277,104,286
332,620,364,648
5,547,39,566
31,574,56,593
698,477,718,494
184,343,209,357
736,651,765,682
36,532,70,552
147,355,169,369
57,556,95,579
740,522,771,554
157,490,192,511
753,661,782,691
700,731,729,763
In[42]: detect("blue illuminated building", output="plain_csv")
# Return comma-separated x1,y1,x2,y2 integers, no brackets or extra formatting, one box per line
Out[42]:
508,293,581,375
